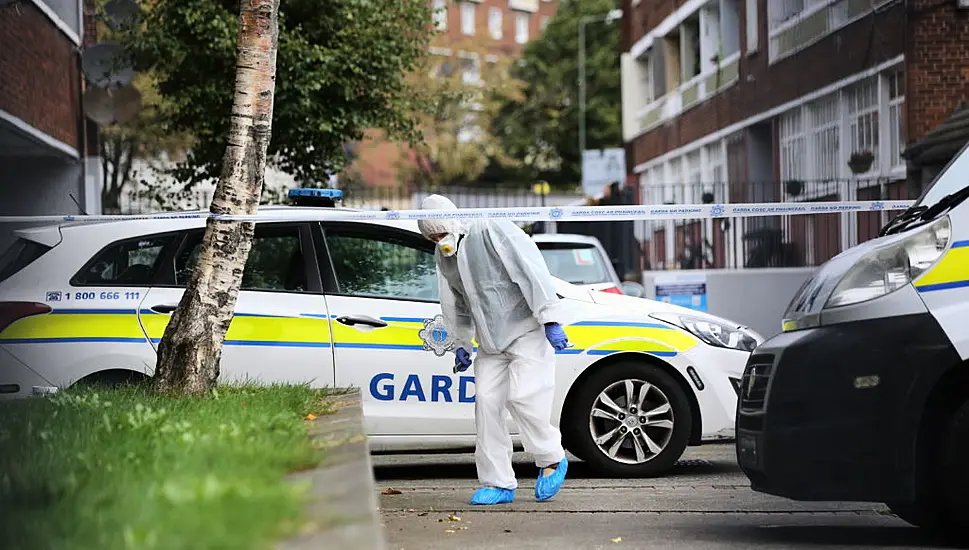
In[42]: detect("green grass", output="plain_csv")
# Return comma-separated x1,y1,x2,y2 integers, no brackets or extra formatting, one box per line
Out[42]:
0,384,333,550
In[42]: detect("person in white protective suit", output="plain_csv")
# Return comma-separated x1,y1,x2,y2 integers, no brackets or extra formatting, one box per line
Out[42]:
417,194,574,506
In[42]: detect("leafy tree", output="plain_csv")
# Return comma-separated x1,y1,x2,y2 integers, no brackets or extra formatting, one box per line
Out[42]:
398,34,524,188
122,0,436,189
89,6,192,213
494,0,621,189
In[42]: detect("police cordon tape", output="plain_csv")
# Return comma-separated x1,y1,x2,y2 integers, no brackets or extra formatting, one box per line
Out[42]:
0,200,915,224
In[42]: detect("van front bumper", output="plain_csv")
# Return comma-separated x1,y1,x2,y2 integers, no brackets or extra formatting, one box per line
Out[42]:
735,313,960,503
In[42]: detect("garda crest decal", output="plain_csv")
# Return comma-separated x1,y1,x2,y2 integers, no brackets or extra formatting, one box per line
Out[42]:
418,315,454,357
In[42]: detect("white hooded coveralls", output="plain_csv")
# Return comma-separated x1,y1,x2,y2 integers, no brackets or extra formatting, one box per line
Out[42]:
417,194,571,490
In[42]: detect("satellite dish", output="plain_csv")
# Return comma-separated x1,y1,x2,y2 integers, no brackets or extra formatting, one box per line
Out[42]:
83,83,143,126
102,0,142,31
81,42,135,88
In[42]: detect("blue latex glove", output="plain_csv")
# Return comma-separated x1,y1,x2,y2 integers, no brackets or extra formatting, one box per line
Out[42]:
453,347,473,373
544,323,569,351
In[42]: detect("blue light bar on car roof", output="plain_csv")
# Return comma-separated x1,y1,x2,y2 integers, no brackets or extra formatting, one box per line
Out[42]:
288,187,343,207
288,188,343,200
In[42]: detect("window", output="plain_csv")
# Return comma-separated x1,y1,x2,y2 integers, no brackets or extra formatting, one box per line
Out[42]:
680,16,701,80
515,11,529,44
847,77,879,174
433,0,447,30
745,0,759,53
73,234,175,286
325,231,439,301
536,244,610,285
887,70,906,170
779,108,807,181
637,53,654,108
489,7,502,39
460,54,480,85
685,150,702,203
810,94,840,181
461,2,475,35
0,238,52,284
769,0,805,29
175,225,308,292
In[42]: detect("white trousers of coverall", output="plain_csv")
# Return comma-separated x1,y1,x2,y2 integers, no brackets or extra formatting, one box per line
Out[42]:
473,327,567,490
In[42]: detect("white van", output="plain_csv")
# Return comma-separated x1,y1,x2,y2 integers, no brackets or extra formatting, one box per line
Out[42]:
736,141,969,538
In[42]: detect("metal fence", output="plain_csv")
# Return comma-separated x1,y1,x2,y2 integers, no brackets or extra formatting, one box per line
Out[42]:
115,176,920,276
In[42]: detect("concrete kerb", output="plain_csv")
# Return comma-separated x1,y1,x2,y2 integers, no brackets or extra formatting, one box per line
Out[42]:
277,388,386,550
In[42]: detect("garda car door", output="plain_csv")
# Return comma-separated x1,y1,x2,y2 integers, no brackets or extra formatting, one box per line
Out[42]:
137,222,335,387
317,222,475,436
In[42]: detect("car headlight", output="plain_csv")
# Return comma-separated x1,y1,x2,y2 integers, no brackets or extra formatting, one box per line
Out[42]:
650,312,759,352
825,216,951,309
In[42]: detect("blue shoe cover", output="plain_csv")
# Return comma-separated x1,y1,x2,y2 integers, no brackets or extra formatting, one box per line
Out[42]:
535,457,568,501
470,486,515,505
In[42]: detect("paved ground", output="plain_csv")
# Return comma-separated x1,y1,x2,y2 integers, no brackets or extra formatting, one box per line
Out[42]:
373,444,961,550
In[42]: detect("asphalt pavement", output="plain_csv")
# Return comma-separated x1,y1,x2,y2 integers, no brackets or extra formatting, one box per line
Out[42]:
373,444,962,550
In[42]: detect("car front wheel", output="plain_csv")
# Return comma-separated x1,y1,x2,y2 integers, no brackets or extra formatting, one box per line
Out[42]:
565,360,692,477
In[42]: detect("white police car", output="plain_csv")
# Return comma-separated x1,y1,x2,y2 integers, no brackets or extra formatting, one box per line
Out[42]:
0,189,762,476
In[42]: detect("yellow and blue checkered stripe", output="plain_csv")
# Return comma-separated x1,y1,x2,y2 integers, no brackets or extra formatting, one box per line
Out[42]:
0,310,698,358
0,308,333,348
915,240,969,293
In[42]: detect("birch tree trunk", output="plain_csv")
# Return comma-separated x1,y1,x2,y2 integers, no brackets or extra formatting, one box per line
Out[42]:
152,0,280,395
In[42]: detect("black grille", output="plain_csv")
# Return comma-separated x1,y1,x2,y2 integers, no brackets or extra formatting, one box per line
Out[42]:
740,355,774,411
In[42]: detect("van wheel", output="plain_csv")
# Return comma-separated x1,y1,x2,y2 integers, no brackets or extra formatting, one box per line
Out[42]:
565,360,692,477
939,399,969,541
887,399,969,543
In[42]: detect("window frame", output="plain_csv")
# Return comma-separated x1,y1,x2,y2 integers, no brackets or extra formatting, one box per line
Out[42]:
488,6,503,39
70,230,184,288
155,222,323,294
316,222,441,304
461,1,476,35
514,11,529,44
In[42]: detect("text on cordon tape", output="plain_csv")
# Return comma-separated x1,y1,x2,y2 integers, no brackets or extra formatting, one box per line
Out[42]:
0,200,915,224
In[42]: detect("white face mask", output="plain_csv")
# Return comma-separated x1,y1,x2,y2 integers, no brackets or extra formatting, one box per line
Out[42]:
438,234,459,257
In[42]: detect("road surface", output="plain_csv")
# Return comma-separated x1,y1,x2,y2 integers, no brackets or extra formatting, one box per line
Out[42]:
373,444,959,549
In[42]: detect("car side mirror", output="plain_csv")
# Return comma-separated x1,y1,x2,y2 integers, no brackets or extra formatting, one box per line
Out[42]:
620,281,646,298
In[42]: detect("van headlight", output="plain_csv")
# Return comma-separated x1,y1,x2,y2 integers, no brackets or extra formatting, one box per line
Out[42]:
650,312,759,352
825,216,951,309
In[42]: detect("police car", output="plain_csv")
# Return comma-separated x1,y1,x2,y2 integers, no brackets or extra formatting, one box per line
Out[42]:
0,189,762,477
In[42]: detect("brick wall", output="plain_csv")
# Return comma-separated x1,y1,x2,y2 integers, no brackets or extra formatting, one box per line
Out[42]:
621,0,688,52
627,0,905,168
905,0,969,145
436,0,558,57
0,1,80,150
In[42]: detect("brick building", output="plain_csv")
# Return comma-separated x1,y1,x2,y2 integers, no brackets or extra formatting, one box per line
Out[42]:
619,0,969,270
0,0,102,244
348,0,560,188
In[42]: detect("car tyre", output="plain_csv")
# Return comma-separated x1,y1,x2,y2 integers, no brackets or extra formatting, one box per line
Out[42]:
565,360,692,478
887,398,969,544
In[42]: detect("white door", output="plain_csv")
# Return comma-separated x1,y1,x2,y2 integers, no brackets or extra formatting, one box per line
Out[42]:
318,222,475,436
138,222,335,387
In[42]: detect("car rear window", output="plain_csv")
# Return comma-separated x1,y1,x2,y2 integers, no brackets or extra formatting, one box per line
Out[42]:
72,235,177,286
537,243,610,285
0,238,53,284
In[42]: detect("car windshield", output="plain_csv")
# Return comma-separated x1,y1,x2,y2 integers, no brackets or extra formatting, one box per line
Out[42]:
537,243,610,285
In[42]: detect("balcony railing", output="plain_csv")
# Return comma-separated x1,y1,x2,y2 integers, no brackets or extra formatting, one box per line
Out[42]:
768,0,894,63
634,52,740,133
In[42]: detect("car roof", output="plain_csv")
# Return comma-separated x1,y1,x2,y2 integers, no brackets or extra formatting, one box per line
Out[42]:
28,206,424,241
531,233,604,246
